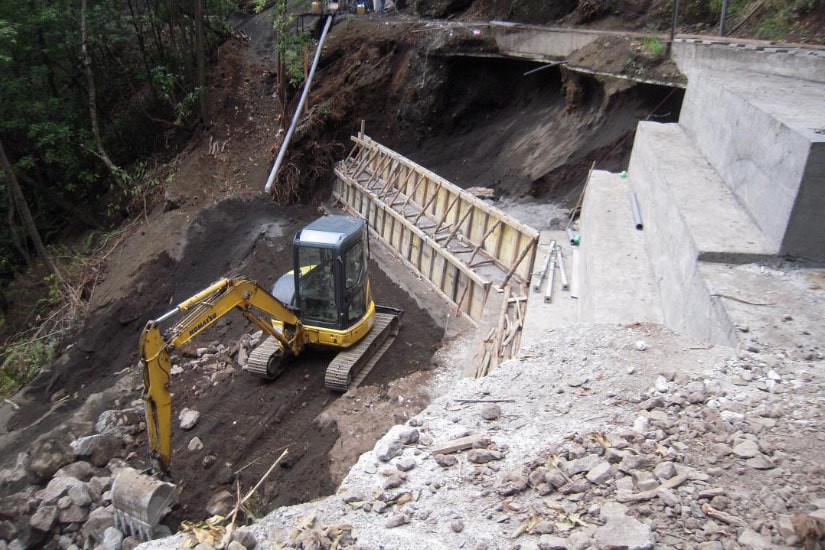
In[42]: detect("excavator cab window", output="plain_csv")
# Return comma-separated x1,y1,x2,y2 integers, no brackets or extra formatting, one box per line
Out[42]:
296,245,337,324
343,240,367,323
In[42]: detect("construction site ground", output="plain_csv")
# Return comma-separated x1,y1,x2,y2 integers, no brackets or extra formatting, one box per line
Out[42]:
0,6,824,550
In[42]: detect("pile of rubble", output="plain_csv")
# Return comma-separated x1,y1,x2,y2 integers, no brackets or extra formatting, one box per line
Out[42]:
166,322,825,550
0,336,263,550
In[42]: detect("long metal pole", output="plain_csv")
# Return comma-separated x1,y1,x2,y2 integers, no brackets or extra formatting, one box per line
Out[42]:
264,15,334,194
556,247,568,290
669,0,680,52
630,192,644,230
719,0,729,36
544,248,557,304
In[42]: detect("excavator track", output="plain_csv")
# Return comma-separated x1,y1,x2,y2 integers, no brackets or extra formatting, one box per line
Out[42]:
243,336,285,379
325,312,400,392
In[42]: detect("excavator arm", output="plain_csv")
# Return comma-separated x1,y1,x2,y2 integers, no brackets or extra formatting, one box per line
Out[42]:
139,277,303,472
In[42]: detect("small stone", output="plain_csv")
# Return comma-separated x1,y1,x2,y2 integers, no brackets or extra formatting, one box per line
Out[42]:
102,527,124,550
697,543,724,550
385,513,408,528
653,461,677,480
586,462,613,485
496,465,530,496
227,541,246,550
467,449,502,464
68,484,92,507
396,458,416,472
398,429,419,445
434,454,457,468
746,455,775,470
781,314,793,322
28,439,72,482
188,437,204,451
205,490,234,517
481,404,501,421
383,474,405,490
55,461,96,482
532,520,555,534
376,438,403,462
732,440,760,458
539,535,570,550
451,519,464,533
632,470,659,491
59,504,89,524
635,340,648,351
231,527,257,549
567,376,587,387
654,375,669,393
565,454,600,476
657,488,680,507
179,408,200,430
776,515,795,536
641,396,664,410
738,528,773,549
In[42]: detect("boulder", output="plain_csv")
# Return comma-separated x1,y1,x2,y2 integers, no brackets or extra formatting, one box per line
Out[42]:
30,504,59,532
179,408,201,430
28,439,72,482
82,505,115,544
206,490,234,517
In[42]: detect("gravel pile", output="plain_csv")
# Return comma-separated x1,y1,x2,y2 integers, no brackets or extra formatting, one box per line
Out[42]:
142,321,824,549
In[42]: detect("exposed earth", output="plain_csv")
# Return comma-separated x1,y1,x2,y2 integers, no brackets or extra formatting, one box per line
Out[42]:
0,3,824,550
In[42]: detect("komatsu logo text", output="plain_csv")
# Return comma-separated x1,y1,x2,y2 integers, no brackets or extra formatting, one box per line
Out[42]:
189,313,217,337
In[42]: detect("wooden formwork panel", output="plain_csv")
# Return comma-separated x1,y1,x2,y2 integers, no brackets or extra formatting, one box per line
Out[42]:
341,136,538,286
333,176,490,323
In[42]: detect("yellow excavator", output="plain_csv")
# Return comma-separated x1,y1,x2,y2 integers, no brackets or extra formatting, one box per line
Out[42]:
111,215,401,539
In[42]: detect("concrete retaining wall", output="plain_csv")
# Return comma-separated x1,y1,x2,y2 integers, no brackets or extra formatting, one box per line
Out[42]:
627,124,737,346
672,39,825,83
679,70,825,257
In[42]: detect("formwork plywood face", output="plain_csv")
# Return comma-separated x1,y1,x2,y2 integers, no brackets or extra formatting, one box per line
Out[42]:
334,135,539,323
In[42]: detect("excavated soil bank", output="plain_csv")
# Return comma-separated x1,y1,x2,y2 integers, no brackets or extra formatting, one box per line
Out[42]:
4,198,443,527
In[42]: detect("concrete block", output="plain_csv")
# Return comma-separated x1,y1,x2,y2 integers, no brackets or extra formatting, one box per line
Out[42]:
626,123,774,345
679,70,825,258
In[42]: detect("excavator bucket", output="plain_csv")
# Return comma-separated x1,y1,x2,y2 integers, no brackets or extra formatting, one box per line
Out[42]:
111,468,177,541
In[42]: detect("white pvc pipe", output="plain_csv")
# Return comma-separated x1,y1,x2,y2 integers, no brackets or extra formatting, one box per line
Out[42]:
264,14,334,194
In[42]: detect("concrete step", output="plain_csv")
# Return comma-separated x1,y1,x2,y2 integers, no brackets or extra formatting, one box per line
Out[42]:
628,122,777,344
679,70,825,257
577,171,663,326
630,122,775,263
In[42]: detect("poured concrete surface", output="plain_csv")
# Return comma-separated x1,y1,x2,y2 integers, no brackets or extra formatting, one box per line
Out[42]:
577,171,663,325
679,70,825,257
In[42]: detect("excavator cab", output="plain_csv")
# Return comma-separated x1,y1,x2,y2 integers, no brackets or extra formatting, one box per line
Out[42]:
292,215,369,330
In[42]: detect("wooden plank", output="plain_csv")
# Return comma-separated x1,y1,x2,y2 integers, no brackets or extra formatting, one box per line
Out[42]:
429,434,488,455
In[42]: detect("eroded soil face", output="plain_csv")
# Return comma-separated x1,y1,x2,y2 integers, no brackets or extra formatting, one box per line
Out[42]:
4,198,443,528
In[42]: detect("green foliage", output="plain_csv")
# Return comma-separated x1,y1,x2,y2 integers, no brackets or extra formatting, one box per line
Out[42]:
0,337,55,397
641,35,664,56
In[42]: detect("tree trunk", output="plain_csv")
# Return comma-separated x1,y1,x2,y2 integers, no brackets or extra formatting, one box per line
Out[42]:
195,0,207,123
6,190,33,268
81,0,129,194
0,140,66,286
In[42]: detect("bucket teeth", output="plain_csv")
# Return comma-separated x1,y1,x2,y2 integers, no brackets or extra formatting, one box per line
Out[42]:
111,468,176,541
